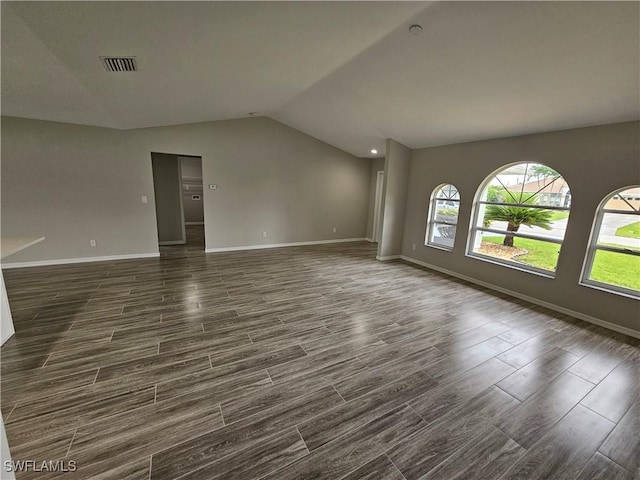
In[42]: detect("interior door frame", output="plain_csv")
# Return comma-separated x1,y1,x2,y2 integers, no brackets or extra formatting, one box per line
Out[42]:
373,170,384,243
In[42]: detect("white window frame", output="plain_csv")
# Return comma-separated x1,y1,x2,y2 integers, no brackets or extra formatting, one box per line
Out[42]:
426,184,460,251
467,162,571,277
580,186,640,299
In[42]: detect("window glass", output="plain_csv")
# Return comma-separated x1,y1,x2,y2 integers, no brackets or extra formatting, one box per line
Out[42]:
583,186,640,297
426,184,460,250
468,162,570,275
590,250,640,292
596,213,640,251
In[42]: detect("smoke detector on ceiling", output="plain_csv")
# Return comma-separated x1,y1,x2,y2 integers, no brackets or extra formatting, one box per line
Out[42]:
409,25,423,36
100,56,137,72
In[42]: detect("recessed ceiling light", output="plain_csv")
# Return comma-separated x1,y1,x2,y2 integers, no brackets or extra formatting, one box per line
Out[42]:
409,24,423,36
371,149,378,154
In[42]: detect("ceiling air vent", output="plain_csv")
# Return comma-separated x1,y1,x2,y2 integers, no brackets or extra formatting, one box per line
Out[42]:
100,56,137,72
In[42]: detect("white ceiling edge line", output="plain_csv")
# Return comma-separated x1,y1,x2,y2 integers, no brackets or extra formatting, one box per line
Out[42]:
272,1,434,118
405,118,640,152
4,3,124,130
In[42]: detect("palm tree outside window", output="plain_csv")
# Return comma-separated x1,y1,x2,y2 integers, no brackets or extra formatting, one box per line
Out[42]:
468,162,571,276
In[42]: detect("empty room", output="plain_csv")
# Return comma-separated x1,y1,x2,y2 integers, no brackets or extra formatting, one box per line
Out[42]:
1,1,639,479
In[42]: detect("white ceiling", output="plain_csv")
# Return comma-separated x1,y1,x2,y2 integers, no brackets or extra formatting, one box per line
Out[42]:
2,1,638,157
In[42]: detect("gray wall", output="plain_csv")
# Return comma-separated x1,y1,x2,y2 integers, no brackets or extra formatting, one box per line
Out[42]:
378,139,411,259
1,116,370,262
151,153,185,244
179,156,204,224
365,157,385,240
180,156,203,178
1,118,159,262
134,117,370,250
402,121,640,333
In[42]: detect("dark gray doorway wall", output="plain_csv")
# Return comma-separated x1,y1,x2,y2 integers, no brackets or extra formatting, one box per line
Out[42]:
151,152,186,245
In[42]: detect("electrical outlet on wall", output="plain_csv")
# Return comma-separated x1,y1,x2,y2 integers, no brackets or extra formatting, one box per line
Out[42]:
332,227,337,233
90,240,97,247
412,243,416,250
141,196,148,204
262,231,268,238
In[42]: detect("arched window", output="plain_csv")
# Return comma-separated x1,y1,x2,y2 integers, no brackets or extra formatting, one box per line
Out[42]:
426,184,460,250
581,186,640,297
468,162,571,275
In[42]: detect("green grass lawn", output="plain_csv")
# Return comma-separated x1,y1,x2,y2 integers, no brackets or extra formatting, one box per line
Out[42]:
590,250,640,291
548,211,570,221
483,235,640,291
482,236,560,271
615,221,640,239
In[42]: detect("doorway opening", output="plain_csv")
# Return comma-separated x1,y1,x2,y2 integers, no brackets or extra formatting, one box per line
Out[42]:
151,152,205,250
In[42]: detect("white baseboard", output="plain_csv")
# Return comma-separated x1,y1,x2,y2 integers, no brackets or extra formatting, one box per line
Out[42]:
206,238,366,253
2,253,160,269
185,222,204,225
365,238,375,243
399,255,640,339
376,255,401,261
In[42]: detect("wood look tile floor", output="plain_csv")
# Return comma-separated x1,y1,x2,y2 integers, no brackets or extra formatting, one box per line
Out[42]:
2,226,639,480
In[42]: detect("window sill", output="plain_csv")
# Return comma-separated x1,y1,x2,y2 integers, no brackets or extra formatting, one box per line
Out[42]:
466,252,556,279
579,280,640,301
425,243,454,252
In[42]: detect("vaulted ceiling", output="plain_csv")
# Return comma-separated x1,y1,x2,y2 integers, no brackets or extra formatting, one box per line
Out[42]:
2,1,638,157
